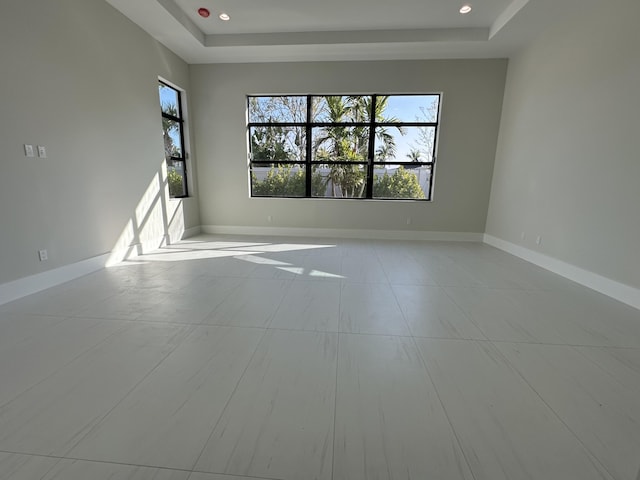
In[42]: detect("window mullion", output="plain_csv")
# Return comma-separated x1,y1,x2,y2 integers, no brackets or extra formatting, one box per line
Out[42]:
365,95,377,199
305,95,312,197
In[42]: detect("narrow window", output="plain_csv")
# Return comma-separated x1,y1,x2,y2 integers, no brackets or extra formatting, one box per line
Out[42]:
159,81,188,197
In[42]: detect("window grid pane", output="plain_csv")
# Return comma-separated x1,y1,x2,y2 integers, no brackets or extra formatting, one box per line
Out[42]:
372,164,431,200
251,163,307,197
250,126,306,162
247,94,440,200
159,81,188,198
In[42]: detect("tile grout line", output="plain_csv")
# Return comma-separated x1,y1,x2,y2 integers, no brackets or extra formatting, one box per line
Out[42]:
263,278,296,330
0,449,193,475
438,286,490,342
0,319,133,411
484,338,640,349
385,274,427,348
485,340,617,480
4,450,66,480
330,289,342,480
189,468,284,480
190,325,271,473
10,448,283,480
571,343,640,386
372,245,393,287
59,323,199,458
15,312,636,349
193,275,250,327
409,335,479,480
384,268,477,479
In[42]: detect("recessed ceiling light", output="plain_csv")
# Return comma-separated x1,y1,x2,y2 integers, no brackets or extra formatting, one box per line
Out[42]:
460,4,472,14
197,7,210,18
219,12,230,21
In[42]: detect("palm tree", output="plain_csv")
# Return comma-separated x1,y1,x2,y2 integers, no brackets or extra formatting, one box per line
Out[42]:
406,149,422,162
404,148,422,169
161,103,181,159
376,144,394,162
312,97,363,196
357,96,405,160
313,96,405,197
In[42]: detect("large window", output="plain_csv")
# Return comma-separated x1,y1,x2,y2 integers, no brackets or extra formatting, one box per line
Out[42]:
248,94,440,200
159,81,188,198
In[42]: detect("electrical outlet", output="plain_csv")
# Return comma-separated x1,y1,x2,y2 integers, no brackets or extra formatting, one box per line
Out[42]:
520,232,526,241
406,217,412,225
38,249,48,261
37,146,47,158
536,235,542,245
24,144,35,157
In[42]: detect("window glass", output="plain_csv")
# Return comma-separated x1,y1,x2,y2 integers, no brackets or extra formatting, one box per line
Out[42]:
250,126,305,162
159,82,188,198
372,126,436,163
373,165,430,200
251,164,306,197
249,96,307,123
311,126,370,163
312,164,368,199
247,94,440,200
311,96,371,123
383,95,440,123
159,84,180,117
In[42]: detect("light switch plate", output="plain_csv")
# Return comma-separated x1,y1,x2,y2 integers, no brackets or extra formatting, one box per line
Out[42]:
37,146,47,158
24,144,35,157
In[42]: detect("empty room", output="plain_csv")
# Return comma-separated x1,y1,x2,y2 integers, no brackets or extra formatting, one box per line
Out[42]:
0,0,639,479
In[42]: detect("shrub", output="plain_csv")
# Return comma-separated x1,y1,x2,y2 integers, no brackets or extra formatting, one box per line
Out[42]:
167,168,184,197
374,166,425,199
252,165,306,196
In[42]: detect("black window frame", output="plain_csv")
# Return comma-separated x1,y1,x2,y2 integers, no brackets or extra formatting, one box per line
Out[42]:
159,81,188,198
247,94,440,201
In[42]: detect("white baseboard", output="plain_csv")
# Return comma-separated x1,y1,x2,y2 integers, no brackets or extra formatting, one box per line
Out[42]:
0,253,111,306
8,228,633,311
181,226,202,239
201,225,483,242
1,226,205,305
484,234,640,311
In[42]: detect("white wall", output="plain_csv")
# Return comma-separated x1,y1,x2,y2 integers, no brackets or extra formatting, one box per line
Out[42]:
191,60,507,235
0,0,200,286
486,0,640,290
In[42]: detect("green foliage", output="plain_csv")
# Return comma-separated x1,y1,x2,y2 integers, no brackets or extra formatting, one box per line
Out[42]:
252,166,326,197
406,149,422,162
167,168,184,197
252,165,306,196
250,126,292,162
316,139,367,198
161,103,181,158
310,168,327,197
252,164,426,199
374,166,425,199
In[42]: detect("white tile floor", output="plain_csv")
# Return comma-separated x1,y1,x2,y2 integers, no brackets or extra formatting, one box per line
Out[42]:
1,234,639,480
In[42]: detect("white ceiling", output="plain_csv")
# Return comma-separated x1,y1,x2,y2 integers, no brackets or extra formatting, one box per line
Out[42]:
105,0,597,63
177,0,513,34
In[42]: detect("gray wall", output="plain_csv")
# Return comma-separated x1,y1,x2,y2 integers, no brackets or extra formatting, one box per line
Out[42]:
191,60,507,234
0,0,200,285
486,0,640,289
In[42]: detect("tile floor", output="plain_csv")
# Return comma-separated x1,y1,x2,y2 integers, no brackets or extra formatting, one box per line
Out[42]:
0,235,639,480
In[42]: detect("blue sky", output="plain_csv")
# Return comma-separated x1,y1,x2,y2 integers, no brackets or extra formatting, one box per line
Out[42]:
159,84,182,153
